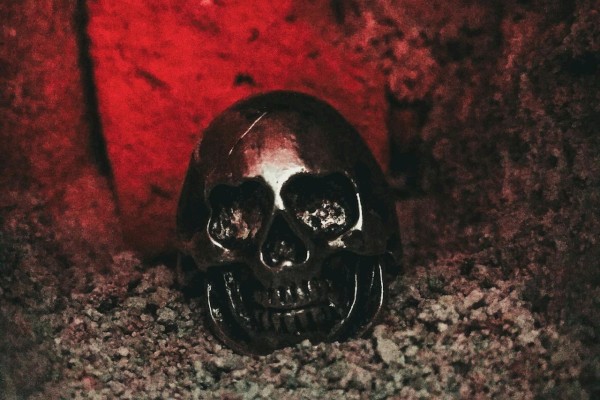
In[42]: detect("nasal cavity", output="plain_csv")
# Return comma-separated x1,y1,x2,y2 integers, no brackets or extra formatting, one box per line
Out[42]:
261,215,308,269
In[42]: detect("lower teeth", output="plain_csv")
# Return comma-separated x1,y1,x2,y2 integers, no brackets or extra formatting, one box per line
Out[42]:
217,270,348,335
253,306,335,333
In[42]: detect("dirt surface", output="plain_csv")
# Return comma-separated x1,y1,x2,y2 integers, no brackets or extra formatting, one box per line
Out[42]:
2,0,600,399
0,196,595,399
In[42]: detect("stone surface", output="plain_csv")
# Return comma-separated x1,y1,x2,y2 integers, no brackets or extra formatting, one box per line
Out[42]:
0,0,122,262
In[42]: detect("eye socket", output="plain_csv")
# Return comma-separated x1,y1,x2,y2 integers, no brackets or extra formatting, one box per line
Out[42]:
208,181,272,249
282,173,359,239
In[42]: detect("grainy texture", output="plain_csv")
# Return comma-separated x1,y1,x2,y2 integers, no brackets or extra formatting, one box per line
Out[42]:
0,202,594,399
2,0,600,398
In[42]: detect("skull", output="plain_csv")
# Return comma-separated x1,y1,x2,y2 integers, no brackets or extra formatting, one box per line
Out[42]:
177,91,401,354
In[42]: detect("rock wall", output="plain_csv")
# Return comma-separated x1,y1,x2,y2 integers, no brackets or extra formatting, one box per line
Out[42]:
0,0,121,262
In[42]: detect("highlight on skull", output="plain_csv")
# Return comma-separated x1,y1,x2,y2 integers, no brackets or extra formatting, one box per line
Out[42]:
177,91,401,354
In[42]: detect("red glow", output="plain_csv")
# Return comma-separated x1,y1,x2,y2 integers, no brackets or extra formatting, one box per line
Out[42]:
88,0,389,254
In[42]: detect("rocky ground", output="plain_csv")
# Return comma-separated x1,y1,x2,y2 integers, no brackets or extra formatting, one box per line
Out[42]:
1,190,598,399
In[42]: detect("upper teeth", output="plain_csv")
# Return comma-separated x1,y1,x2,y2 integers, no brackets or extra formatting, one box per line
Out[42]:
254,279,330,309
220,272,341,335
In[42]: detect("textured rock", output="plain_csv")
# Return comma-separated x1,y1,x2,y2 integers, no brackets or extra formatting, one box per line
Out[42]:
0,0,122,264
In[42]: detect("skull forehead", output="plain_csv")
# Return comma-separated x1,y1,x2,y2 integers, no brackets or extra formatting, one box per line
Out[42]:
202,108,359,196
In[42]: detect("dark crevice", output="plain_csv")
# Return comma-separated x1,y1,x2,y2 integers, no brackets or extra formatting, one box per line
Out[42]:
73,0,114,182
563,52,600,76
385,90,432,197
148,251,179,268
233,73,256,87
330,0,361,25
330,0,345,24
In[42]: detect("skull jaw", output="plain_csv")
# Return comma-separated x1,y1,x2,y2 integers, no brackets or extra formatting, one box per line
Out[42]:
203,257,385,355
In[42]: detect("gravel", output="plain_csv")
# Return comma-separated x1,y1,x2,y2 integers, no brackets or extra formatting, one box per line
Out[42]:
1,194,597,399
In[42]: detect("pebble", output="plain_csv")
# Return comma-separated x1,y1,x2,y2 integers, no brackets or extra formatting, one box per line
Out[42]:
463,289,485,309
376,337,402,365
157,307,176,322
117,347,130,357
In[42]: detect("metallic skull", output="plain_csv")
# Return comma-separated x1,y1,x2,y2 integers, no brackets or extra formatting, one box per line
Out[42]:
177,91,401,354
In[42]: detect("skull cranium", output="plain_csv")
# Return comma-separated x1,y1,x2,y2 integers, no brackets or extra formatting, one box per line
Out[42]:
177,91,401,354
